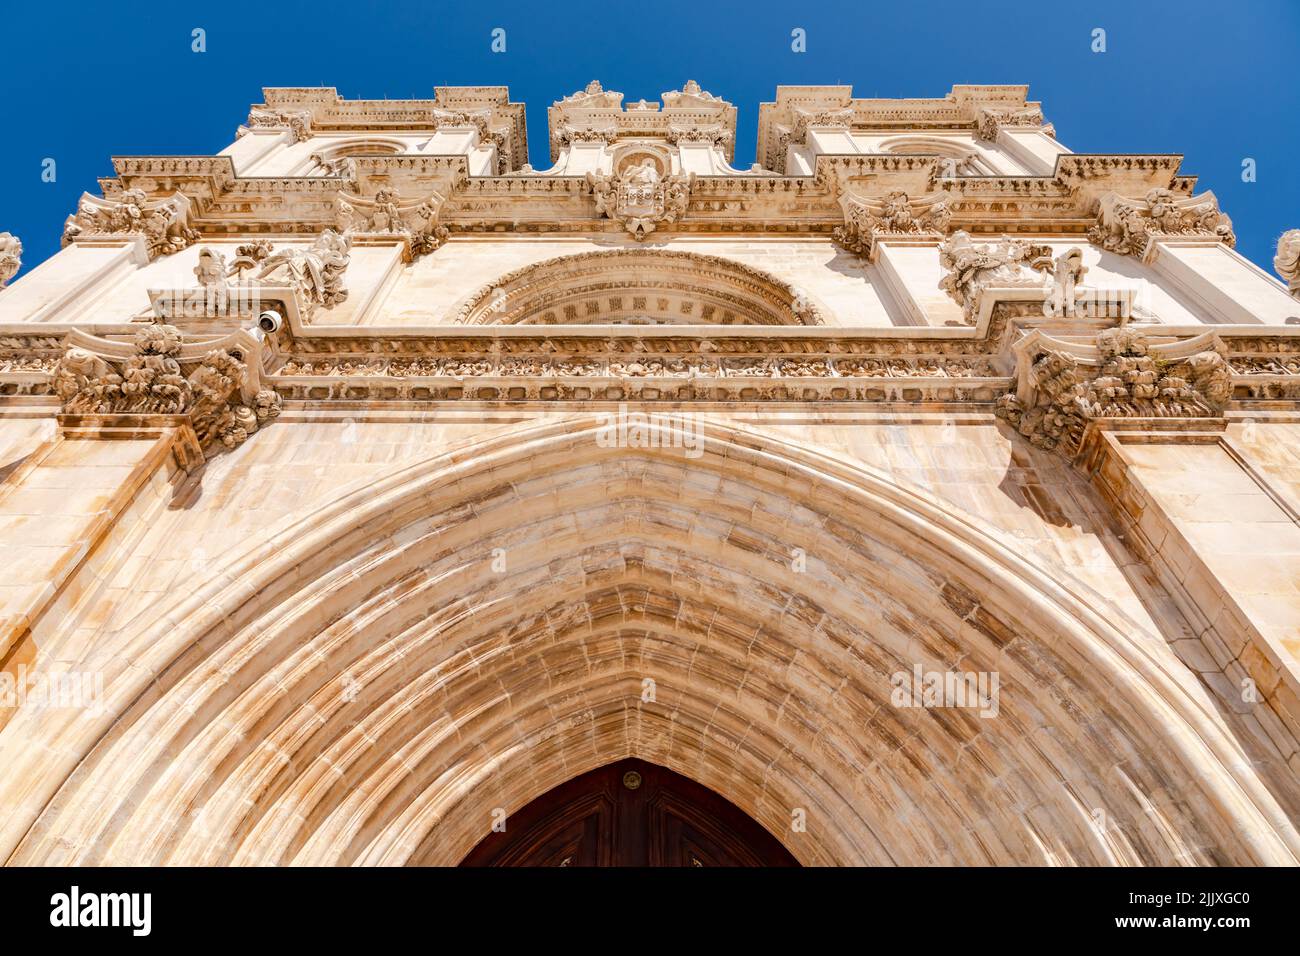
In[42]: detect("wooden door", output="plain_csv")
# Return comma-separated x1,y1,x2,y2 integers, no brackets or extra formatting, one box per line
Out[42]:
459,758,799,867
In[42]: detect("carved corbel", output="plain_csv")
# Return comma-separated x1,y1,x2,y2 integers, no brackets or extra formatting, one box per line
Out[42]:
995,327,1230,457
335,187,448,257
552,124,618,152
833,191,952,261
0,232,21,288
52,322,281,459
62,189,198,260
666,125,733,149
1088,189,1235,262
1274,229,1300,299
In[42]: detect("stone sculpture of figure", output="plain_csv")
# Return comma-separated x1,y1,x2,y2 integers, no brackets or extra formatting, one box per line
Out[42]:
371,188,404,232
1275,229,1300,299
624,158,661,185
256,229,352,310
938,231,1051,321
0,232,21,288
192,247,232,314
1044,247,1088,318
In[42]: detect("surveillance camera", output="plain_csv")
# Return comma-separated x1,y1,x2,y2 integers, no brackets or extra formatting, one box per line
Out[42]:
257,310,283,334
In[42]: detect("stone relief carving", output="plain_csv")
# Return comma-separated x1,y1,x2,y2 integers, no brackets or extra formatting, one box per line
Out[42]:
975,106,1048,141
0,232,21,289
834,191,952,260
995,326,1230,456
661,80,725,108
336,187,449,255
1043,247,1088,318
587,161,693,239
53,323,281,451
1274,229,1300,299
557,80,623,109
62,189,199,260
245,107,312,142
937,231,1054,322
1089,189,1235,261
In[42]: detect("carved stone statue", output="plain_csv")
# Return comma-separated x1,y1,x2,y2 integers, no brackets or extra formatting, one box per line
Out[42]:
256,229,352,311
937,231,1052,322
1275,229,1300,299
0,232,20,289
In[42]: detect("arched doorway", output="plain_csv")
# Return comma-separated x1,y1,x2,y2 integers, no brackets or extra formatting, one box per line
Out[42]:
460,759,799,866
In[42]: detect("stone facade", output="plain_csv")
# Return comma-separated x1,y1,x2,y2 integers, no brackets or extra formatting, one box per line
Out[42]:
0,81,1299,866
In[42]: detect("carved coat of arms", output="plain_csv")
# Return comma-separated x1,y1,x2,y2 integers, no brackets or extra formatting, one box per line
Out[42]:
587,159,692,240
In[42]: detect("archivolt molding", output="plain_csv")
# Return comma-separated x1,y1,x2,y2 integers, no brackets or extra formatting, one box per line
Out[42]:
449,249,829,326
2,418,1296,866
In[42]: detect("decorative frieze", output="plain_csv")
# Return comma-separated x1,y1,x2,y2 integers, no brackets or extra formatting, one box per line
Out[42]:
52,323,281,452
995,326,1230,456
62,189,198,260
1089,188,1235,261
0,233,20,289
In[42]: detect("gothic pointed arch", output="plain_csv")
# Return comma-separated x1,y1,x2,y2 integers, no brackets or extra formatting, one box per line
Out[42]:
2,418,1297,867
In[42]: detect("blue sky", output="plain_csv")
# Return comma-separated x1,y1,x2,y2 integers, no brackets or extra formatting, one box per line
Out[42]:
1,0,1297,278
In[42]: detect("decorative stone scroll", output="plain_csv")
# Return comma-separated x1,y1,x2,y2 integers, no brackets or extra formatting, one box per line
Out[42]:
975,105,1049,141
587,161,693,240
995,326,1230,456
52,323,281,453
244,106,312,142
1089,188,1235,261
937,231,1054,323
834,191,952,261
1275,229,1300,299
0,232,20,289
62,189,198,260
336,187,448,255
